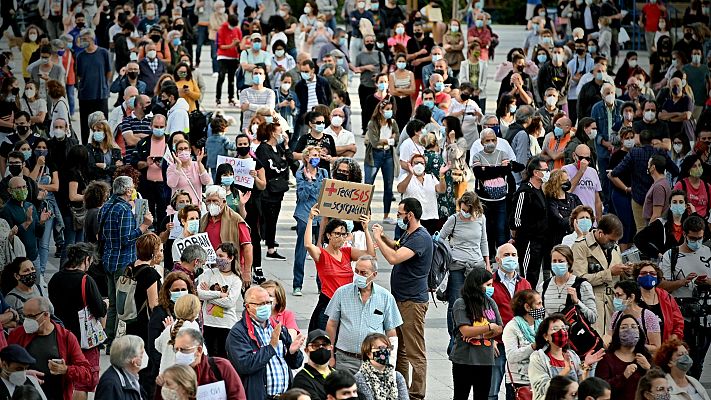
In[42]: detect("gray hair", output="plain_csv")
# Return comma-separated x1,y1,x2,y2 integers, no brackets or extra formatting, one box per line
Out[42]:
109,335,144,368
280,3,291,11
152,114,166,125
31,297,52,313
175,328,204,347
180,245,207,264
79,28,95,38
480,128,497,141
88,111,106,128
514,105,535,124
356,255,378,272
112,176,134,196
63,243,97,270
204,185,227,200
482,114,499,125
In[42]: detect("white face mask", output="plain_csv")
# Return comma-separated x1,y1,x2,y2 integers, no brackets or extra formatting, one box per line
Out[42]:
673,143,683,154
251,124,259,134
8,370,27,386
623,139,635,149
604,94,615,104
643,110,656,122
545,96,557,106
147,50,157,59
588,129,597,140
53,129,67,139
281,83,291,91
23,318,39,334
412,164,425,175
161,387,181,400
174,350,196,366
140,351,148,369
208,203,222,216
25,89,36,98
331,116,344,127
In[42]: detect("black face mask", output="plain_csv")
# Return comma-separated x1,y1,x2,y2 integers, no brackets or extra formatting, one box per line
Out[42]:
309,347,332,365
8,164,22,177
151,35,161,43
76,22,85,28
460,93,471,101
364,43,375,51
561,181,572,191
127,71,138,80
434,69,444,75
236,146,250,157
575,47,585,55
16,125,30,135
684,32,693,41
414,31,423,38
162,98,172,109
11,87,20,95
174,25,184,31
333,172,349,181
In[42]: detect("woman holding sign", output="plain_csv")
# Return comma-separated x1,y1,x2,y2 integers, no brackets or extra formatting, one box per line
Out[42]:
166,139,213,209
293,145,330,297
305,206,375,331
171,205,202,264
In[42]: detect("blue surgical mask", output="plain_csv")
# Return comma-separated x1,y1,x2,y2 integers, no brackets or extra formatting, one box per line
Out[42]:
424,100,435,109
172,38,181,46
339,37,347,47
252,42,262,51
397,62,407,70
378,82,387,91
309,157,320,167
509,104,517,114
170,290,187,302
21,150,32,161
551,262,569,277
554,126,564,138
264,116,273,124
345,220,354,232
221,176,234,186
353,273,368,289
577,218,593,233
499,256,518,273
435,82,444,92
128,96,136,109
588,46,597,53
253,74,263,85
670,203,685,216
612,297,628,311
186,220,200,234
537,54,547,63
314,123,325,133
460,210,471,218
153,128,165,137
687,238,702,251
255,304,272,322
485,286,495,297
301,72,311,80
397,217,408,230
595,72,604,81
383,110,393,119
92,131,105,142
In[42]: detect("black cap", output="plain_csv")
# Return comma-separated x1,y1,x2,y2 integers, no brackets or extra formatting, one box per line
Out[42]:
0,344,36,365
307,329,331,345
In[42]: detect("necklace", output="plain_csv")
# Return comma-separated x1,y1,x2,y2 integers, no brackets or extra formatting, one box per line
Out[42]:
553,279,568,299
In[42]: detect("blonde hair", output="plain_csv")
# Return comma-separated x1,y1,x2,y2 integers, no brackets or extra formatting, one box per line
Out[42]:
543,169,568,198
91,120,120,149
302,145,322,162
168,294,201,346
261,280,287,313
419,132,438,149
163,364,197,398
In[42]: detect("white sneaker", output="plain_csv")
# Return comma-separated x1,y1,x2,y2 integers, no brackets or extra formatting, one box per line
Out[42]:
212,72,218,77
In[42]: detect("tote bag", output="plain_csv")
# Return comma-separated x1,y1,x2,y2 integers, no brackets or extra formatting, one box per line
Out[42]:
78,275,107,349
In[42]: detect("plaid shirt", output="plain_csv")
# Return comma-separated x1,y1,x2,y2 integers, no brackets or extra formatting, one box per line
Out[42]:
252,319,290,396
99,195,143,273
147,58,159,74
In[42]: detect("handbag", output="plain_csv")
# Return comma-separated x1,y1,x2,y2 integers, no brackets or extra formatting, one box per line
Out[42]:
507,362,532,400
78,275,107,349
70,204,87,230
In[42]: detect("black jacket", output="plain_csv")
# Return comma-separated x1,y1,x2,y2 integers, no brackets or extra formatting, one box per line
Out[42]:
295,76,332,119
577,80,603,120
634,212,694,259
292,364,333,400
86,144,123,183
96,366,147,400
509,181,549,241
138,58,167,97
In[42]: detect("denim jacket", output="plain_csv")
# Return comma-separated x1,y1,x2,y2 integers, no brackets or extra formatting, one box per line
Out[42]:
294,166,328,223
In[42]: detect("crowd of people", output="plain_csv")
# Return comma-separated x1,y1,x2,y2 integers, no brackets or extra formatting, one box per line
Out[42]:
0,0,709,399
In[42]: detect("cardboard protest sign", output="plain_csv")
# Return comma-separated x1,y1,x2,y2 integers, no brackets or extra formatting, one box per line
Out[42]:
317,179,374,221
174,232,217,264
217,155,256,188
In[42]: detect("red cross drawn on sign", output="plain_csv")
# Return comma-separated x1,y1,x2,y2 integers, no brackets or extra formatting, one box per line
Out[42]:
325,182,338,196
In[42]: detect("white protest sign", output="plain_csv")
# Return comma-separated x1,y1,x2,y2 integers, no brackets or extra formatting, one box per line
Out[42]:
168,213,183,240
216,155,257,189
174,232,216,264
196,380,226,400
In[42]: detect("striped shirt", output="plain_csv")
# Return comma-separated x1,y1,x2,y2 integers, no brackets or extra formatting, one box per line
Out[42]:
306,79,318,111
537,274,598,323
252,319,290,396
239,87,276,131
324,283,403,353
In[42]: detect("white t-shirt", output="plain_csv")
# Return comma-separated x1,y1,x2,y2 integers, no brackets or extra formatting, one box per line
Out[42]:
399,174,440,220
660,244,711,298
324,126,355,148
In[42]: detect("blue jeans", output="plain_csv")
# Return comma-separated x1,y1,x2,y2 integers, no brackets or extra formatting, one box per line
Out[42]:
37,216,54,276
59,213,84,267
447,268,467,352
364,149,394,216
293,218,318,290
67,85,75,115
195,26,209,64
611,188,635,244
483,199,508,257
489,342,511,400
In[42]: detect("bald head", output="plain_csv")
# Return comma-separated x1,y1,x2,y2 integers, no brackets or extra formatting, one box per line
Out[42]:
575,144,591,158
123,86,139,101
244,286,269,303
496,243,517,261
555,116,572,133
296,52,311,64
8,176,25,189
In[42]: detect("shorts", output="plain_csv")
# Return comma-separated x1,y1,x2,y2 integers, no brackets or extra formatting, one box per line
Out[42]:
75,347,100,392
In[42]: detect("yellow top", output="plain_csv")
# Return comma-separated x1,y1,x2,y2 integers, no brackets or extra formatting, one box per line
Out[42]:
175,78,201,112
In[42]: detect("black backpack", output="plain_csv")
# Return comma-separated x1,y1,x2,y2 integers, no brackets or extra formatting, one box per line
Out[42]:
542,276,604,355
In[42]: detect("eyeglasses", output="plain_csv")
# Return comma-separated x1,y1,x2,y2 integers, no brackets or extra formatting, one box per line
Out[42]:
24,312,44,320
248,301,273,307
575,155,592,161
309,342,331,349
330,232,348,238
313,120,325,124
175,346,198,354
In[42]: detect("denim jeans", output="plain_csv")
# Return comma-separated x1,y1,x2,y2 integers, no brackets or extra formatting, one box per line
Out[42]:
447,268,467,352
483,199,508,257
364,149,394,216
60,213,84,267
489,342,510,400
37,216,54,276
195,26,209,64
67,85,76,115
293,218,318,290
210,41,219,73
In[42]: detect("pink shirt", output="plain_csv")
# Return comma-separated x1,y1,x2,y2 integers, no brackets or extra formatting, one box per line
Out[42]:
166,161,213,204
147,139,166,182
273,310,300,334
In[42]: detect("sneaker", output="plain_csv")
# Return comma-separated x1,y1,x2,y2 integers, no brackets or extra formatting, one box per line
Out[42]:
293,288,303,296
212,72,218,78
253,274,266,285
383,217,397,225
266,251,287,261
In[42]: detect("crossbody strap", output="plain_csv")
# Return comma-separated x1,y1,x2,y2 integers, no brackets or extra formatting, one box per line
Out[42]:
81,275,87,308
180,167,203,206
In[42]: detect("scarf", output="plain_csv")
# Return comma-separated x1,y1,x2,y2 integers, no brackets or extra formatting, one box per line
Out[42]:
358,361,398,400
514,315,540,344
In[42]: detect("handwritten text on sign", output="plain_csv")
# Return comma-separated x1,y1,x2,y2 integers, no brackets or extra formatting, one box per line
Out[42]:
217,155,256,189
196,380,226,400
317,179,374,221
174,232,217,264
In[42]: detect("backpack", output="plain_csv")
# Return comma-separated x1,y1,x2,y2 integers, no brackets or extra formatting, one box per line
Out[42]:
189,103,212,149
542,276,603,355
429,228,454,303
116,264,150,323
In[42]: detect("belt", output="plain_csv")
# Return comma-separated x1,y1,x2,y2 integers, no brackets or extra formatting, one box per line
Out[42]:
374,146,391,151
336,348,362,360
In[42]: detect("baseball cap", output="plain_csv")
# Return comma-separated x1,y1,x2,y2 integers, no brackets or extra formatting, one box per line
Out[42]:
307,329,331,344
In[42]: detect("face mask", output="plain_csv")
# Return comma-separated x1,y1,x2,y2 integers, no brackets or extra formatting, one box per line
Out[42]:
483,143,496,153
414,31,424,38
275,49,285,57
687,238,702,252
177,71,188,79
34,149,48,158
675,354,693,372
545,96,557,107
605,94,615,104
174,350,196,366
329,115,344,127
684,32,693,41
371,348,390,366
129,52,139,61
668,202,686,216
236,146,251,157
314,123,325,133
485,286,495,297
221,175,234,186
147,50,157,59
173,38,182,47
177,151,191,162
250,123,260,134
53,129,66,139
215,257,232,272
432,54,443,62
339,37,348,47
595,72,604,81
537,54,547,63
153,127,165,137
434,82,444,92
354,273,368,289
280,83,291,91
424,100,435,109
255,304,272,322
553,126,564,138
18,150,31,162
309,157,321,168
252,42,262,51
643,110,656,122
25,88,36,98
253,74,264,85
550,328,568,347
170,290,187,302
540,170,551,183
10,187,28,201
577,218,593,233
397,216,408,230
624,112,634,121
690,166,704,178
509,104,517,114
364,43,375,51
412,164,425,176
277,134,285,145
618,328,640,347
499,256,519,273
186,219,200,234
588,46,597,53
383,110,393,120
300,72,311,80
551,262,568,277
309,347,332,365
672,86,681,96
637,274,658,290
559,181,571,193
396,27,405,35
659,22,666,29
208,203,222,217
529,307,546,320
377,82,387,91
613,297,628,311
623,139,635,149
93,131,105,142
161,387,181,400
304,6,312,13
588,129,597,140
460,210,471,219
23,317,39,334
16,125,30,136
670,144,684,156
8,370,27,386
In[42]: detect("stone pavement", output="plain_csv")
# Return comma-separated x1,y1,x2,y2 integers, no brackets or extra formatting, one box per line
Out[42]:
2,24,710,399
